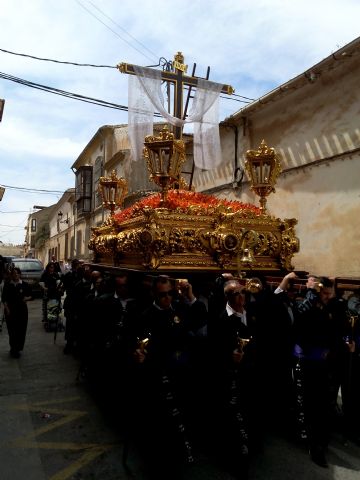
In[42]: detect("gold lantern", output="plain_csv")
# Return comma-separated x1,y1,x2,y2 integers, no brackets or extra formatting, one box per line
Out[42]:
98,170,128,216
245,140,282,213
143,126,186,205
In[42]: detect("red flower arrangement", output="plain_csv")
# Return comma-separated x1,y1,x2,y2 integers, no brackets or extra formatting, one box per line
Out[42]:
114,190,260,224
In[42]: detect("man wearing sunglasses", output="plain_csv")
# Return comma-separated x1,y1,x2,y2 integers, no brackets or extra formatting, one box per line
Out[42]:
209,279,256,480
130,275,208,478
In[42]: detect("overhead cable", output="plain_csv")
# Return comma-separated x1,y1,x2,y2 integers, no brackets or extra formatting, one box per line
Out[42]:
0,70,251,114
83,0,158,61
0,48,254,103
0,183,64,194
0,47,116,68
0,71,129,111
0,210,31,214
75,0,157,63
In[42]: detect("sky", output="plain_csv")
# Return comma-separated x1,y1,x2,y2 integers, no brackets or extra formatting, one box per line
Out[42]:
0,0,359,245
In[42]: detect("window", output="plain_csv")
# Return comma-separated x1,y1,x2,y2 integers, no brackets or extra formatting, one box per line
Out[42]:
31,218,37,232
75,166,92,215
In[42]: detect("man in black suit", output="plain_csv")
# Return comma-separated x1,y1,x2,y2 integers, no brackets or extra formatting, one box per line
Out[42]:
130,275,208,478
294,276,348,467
209,279,256,479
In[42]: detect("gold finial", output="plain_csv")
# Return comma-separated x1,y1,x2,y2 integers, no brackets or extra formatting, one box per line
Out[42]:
173,52,187,73
174,52,184,64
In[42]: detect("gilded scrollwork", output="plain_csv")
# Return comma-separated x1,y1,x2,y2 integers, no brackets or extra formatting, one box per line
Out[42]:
89,178,299,271
89,210,299,272
279,218,300,270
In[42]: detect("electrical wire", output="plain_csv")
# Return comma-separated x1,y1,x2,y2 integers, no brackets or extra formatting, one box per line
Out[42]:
0,71,167,115
0,210,31,214
0,216,30,239
0,47,116,68
0,71,129,111
0,48,254,104
75,0,157,64
233,93,255,101
84,0,159,61
0,184,64,194
77,0,255,102
0,223,26,228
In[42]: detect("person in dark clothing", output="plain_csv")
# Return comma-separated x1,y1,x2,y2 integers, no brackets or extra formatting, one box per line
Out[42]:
50,255,62,274
273,272,300,436
62,259,83,354
67,264,92,355
76,271,108,381
244,276,279,439
77,270,105,355
85,273,143,411
40,262,63,327
98,273,140,355
337,291,360,444
130,276,208,479
40,262,62,300
294,276,348,468
2,267,32,358
209,279,256,479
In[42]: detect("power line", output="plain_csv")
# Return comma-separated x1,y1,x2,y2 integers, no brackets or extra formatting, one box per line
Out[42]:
84,0,159,61
0,216,29,238
0,71,169,113
76,0,254,102
0,47,254,103
0,70,252,125
0,223,26,228
0,184,64,194
0,71,130,111
0,47,116,68
233,93,255,101
76,0,157,64
0,210,31,214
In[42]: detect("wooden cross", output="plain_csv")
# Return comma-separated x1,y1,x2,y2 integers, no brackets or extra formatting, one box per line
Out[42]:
117,52,234,139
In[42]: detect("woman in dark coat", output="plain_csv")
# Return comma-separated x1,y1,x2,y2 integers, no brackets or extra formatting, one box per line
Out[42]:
2,267,32,358
40,262,62,301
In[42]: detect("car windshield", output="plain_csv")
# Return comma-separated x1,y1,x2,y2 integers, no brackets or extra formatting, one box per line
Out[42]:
13,261,43,271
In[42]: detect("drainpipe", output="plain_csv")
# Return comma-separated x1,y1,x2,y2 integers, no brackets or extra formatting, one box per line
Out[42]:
220,121,244,189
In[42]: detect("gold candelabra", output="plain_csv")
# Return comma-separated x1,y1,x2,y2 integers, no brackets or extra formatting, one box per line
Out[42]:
143,126,186,205
98,170,128,216
245,140,282,213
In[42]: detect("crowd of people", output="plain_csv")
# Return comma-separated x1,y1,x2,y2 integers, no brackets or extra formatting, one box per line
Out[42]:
1,255,360,479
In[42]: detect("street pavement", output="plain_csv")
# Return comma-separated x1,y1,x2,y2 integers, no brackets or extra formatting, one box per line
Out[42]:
1,298,360,479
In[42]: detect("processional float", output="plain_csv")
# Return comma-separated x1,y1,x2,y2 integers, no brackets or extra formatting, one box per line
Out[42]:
89,52,299,274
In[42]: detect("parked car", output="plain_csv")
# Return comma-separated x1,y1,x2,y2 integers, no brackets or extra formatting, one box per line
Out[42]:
11,258,44,297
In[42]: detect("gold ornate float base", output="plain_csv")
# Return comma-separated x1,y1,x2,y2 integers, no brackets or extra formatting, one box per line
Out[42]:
89,191,299,273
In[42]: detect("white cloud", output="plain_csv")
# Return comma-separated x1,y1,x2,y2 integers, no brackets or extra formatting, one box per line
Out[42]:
0,118,82,158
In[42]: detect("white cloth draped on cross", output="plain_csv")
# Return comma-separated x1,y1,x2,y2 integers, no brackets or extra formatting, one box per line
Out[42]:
128,65,223,170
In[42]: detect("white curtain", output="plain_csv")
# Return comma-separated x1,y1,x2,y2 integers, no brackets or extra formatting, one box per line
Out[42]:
128,66,223,170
